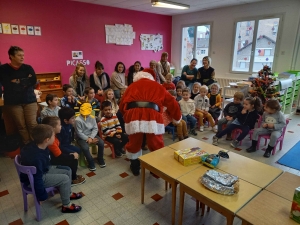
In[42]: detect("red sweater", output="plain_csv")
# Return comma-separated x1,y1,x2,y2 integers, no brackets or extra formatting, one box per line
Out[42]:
162,82,175,90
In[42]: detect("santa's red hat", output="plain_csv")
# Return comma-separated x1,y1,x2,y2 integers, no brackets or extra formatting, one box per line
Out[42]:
133,68,155,82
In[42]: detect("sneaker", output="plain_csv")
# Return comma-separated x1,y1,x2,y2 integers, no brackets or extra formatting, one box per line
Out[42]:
230,140,239,148
212,135,218,146
246,146,256,153
191,129,197,136
212,125,218,133
98,160,106,168
61,204,82,213
71,177,86,186
88,166,96,171
199,126,204,132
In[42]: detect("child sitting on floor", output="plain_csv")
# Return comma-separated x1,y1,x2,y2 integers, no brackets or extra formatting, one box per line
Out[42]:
207,83,222,121
191,82,201,99
61,84,77,109
20,124,83,213
162,73,176,90
194,85,217,132
246,99,286,158
100,101,128,157
42,116,85,186
40,94,60,120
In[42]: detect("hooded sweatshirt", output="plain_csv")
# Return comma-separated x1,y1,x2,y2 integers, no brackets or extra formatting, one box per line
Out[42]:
40,106,60,120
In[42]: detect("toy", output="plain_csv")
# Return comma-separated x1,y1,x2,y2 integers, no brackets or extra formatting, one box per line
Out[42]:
201,150,229,168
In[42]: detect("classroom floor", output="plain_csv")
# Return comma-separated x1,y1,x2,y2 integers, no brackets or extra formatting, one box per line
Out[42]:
1,113,300,225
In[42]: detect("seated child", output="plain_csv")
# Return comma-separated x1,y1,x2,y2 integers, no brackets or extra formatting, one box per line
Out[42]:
163,90,188,141
61,84,77,109
162,73,176,90
42,116,85,186
75,103,105,171
100,101,128,157
77,87,100,117
179,88,197,136
194,85,217,132
191,82,201,99
207,83,222,120
246,99,286,158
20,124,82,213
213,97,262,148
217,91,244,140
176,85,183,102
58,107,80,154
40,94,60,120
176,80,186,89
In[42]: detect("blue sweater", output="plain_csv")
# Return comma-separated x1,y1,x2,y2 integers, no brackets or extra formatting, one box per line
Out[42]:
20,142,50,201
57,123,73,146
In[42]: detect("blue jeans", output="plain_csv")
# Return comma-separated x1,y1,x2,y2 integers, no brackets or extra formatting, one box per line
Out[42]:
113,90,120,99
182,115,197,130
216,124,250,141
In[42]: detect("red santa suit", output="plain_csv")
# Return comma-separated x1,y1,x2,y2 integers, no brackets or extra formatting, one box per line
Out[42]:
119,69,182,162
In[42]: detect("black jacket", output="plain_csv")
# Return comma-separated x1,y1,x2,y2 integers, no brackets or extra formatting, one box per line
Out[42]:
127,65,144,86
236,110,259,129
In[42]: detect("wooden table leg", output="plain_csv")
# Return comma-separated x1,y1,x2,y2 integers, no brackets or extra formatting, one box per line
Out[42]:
178,185,185,225
165,181,168,191
141,166,145,204
171,181,177,225
241,220,249,225
226,214,235,225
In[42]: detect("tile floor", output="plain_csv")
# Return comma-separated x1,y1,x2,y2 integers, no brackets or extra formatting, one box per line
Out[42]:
1,113,300,225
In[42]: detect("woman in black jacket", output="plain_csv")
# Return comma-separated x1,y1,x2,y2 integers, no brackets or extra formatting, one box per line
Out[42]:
127,61,144,86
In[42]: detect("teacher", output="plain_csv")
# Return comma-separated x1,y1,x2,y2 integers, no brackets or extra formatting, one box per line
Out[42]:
197,56,216,87
0,46,38,145
180,58,198,90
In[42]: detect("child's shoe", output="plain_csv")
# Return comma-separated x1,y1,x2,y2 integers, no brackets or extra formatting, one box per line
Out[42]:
263,150,272,158
230,140,239,148
70,192,83,200
61,204,82,213
121,149,126,155
212,135,218,146
98,159,106,168
191,129,197,136
199,126,204,132
225,133,232,141
212,125,218,133
184,136,189,139
246,146,256,153
116,152,123,158
88,166,96,171
71,176,86,186
178,136,183,141
204,121,209,128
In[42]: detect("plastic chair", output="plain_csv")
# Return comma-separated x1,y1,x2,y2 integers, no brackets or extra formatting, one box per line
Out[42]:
14,155,57,221
165,125,176,141
97,123,116,158
257,119,289,155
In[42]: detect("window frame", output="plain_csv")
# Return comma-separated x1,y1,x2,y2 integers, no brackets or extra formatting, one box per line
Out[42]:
230,14,283,74
180,22,213,69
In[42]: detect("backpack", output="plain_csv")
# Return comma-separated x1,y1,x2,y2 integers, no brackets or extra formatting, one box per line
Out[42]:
0,134,22,153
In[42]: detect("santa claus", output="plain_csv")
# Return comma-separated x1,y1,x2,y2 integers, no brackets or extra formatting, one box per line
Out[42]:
119,68,182,176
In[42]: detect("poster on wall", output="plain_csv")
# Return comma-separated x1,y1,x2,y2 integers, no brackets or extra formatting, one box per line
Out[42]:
140,34,163,52
11,25,19,34
19,25,27,35
0,24,2,34
27,26,34,35
34,26,41,36
72,51,83,59
105,24,135,46
2,23,11,34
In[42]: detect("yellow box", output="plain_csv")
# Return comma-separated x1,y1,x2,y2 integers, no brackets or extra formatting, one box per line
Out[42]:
174,147,208,166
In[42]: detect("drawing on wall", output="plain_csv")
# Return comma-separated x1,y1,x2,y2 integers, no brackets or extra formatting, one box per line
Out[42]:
140,34,163,52
105,24,135,46
19,25,27,35
11,25,19,34
27,26,34,35
72,51,83,59
2,23,11,34
0,24,2,34
34,26,41,36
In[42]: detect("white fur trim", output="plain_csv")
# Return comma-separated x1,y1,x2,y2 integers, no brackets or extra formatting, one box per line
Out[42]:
172,115,182,125
126,150,142,160
133,72,154,82
125,120,165,135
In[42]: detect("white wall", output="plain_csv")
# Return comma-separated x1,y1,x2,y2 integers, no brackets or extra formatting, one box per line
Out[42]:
171,0,300,78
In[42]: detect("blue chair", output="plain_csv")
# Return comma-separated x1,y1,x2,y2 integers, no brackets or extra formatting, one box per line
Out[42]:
165,125,176,141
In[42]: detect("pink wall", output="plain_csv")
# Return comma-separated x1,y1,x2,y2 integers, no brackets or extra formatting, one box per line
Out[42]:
0,0,172,84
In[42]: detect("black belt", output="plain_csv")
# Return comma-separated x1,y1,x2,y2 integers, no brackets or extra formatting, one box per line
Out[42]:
127,101,160,112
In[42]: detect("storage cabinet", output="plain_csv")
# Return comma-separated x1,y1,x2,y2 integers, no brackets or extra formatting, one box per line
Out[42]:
36,72,63,102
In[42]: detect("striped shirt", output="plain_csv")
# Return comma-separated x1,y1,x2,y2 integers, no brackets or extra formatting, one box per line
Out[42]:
100,114,122,139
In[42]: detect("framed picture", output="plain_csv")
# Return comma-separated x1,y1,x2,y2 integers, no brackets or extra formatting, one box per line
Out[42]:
2,23,11,34
11,25,19,34
34,26,41,36
72,51,83,59
27,26,34,35
19,25,27,35
0,24,2,34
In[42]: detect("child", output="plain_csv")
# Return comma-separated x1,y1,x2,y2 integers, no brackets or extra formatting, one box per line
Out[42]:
162,73,176,90
194,85,217,132
40,94,60,120
42,117,85,186
213,97,262,148
246,99,286,158
176,80,186,89
20,124,82,213
207,83,222,120
176,85,183,102
179,88,197,136
164,90,188,141
75,103,105,171
100,101,128,157
217,91,244,140
78,87,100,117
61,84,77,109
191,82,201,99
58,107,80,154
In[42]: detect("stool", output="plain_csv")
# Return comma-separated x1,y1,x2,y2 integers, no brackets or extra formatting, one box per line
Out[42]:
78,144,97,167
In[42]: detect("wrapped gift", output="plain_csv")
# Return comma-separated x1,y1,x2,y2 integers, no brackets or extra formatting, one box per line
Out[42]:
290,187,300,223
174,147,208,166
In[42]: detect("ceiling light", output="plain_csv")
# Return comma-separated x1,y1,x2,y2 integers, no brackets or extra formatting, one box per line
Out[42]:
151,0,190,9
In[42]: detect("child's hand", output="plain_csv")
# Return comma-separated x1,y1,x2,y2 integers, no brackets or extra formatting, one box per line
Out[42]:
241,108,247,114
92,138,99,144
78,96,85,101
87,138,93,144
262,123,268,128
267,123,274,129
226,116,233,121
71,152,79,159
67,96,72,102
203,111,208,114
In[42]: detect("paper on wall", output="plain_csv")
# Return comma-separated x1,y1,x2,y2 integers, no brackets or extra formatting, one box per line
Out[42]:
140,33,163,52
105,24,135,45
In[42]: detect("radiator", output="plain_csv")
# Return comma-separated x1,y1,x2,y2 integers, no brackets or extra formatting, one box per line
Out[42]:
215,77,244,97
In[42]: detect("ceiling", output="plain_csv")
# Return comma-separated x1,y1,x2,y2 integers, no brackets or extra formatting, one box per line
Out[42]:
72,0,266,15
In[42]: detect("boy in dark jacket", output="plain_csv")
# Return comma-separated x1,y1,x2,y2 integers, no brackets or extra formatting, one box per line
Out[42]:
20,124,83,213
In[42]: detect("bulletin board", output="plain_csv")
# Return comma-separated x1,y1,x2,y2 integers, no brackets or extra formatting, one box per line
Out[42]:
140,33,163,52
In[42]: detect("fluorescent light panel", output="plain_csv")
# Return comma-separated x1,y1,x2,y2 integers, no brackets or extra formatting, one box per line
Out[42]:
151,0,190,9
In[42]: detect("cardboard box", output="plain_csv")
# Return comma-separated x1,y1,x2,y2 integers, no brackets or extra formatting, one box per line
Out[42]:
290,186,300,223
174,147,208,166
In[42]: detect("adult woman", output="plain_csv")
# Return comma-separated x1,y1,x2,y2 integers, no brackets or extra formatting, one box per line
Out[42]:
197,56,216,87
89,61,110,102
110,62,127,99
127,61,144,86
156,52,170,83
69,63,89,100
180,58,198,89
0,46,37,145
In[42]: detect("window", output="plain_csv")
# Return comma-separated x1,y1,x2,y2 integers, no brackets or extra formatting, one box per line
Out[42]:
231,17,280,73
181,24,211,68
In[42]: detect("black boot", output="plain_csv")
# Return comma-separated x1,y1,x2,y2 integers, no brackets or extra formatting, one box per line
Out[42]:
263,145,273,158
246,140,258,153
130,159,140,176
